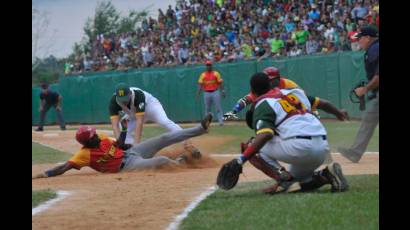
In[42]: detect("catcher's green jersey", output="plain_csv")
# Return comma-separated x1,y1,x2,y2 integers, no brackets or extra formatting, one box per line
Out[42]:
252,88,326,139
109,88,146,119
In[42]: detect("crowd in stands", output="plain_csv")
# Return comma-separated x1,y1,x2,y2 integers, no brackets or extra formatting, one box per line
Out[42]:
67,0,379,75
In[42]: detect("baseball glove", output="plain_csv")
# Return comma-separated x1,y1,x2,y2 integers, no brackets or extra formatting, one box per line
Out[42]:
216,159,243,190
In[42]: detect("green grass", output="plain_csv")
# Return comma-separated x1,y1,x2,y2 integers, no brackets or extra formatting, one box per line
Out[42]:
180,175,379,230
32,189,57,208
32,142,72,164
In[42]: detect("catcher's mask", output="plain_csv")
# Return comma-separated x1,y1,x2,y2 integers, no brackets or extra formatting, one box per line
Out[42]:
76,125,101,148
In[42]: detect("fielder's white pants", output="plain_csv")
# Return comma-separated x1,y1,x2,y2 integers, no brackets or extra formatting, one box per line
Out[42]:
125,98,182,144
259,136,330,183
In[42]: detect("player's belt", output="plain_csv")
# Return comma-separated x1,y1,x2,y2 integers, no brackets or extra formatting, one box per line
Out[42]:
205,89,217,93
295,135,327,140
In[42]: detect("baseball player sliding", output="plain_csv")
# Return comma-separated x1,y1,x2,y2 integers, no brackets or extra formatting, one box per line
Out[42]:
217,72,348,194
32,113,213,179
109,83,202,158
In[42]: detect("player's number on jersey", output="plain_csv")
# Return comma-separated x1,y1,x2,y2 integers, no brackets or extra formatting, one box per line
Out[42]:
278,94,305,113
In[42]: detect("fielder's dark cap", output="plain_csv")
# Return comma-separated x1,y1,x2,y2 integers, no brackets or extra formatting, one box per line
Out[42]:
115,83,131,102
356,25,378,38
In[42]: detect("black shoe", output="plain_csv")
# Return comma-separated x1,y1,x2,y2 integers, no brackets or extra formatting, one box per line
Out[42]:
35,127,43,132
61,127,66,131
201,113,213,130
326,162,349,192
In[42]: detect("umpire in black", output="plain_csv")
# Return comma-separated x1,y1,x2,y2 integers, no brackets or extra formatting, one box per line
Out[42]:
338,25,379,163
35,83,66,131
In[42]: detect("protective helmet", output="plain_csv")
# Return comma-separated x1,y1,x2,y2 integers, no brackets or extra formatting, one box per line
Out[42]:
263,67,280,80
76,125,97,145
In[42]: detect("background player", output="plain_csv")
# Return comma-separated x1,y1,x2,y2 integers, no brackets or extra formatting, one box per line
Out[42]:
196,60,226,126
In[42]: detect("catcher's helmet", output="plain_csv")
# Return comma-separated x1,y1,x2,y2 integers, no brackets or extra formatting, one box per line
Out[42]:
76,125,97,145
263,67,280,80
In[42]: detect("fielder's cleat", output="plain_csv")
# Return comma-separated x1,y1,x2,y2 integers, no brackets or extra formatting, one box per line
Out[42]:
61,127,67,131
201,113,213,131
326,162,349,192
337,147,361,163
175,154,188,164
35,127,43,132
263,180,301,195
184,145,202,159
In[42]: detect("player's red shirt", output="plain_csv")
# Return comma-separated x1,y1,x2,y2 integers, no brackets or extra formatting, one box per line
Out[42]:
68,133,124,173
198,70,223,91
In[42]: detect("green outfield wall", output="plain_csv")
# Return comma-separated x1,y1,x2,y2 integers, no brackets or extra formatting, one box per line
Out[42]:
32,51,367,125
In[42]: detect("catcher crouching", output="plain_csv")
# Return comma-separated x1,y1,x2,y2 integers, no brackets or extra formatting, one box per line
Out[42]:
217,72,349,194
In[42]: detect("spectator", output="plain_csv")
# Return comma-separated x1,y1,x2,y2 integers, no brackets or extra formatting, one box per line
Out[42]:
306,34,319,55
67,0,379,74
348,24,360,51
351,2,368,22
268,33,285,56
178,43,189,64
294,24,310,47
115,52,127,70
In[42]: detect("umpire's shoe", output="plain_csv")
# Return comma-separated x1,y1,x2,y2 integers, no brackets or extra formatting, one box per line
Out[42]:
326,162,349,192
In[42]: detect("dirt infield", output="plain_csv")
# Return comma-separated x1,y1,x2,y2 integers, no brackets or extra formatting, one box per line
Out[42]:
32,130,378,230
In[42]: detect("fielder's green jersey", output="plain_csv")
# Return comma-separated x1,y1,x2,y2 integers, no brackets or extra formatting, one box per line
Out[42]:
109,88,146,120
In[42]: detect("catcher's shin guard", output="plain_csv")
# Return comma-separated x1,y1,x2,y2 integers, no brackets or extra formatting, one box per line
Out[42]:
248,154,292,181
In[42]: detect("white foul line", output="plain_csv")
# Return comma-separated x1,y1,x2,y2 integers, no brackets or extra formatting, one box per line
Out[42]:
165,186,218,230
32,190,71,216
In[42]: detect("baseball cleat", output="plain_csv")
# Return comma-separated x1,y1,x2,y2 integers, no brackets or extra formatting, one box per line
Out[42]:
201,113,213,131
337,147,361,163
184,145,202,159
35,127,43,132
327,162,349,192
263,180,301,195
175,154,188,164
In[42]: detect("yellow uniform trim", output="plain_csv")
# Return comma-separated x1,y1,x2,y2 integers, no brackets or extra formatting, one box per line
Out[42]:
283,78,299,89
110,115,119,120
135,112,145,116
312,97,320,111
256,128,275,135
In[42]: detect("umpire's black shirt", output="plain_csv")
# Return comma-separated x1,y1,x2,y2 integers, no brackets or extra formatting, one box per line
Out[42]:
364,39,379,93
40,90,60,105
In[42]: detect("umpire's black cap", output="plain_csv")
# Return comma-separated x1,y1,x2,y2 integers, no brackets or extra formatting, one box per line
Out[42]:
356,25,379,38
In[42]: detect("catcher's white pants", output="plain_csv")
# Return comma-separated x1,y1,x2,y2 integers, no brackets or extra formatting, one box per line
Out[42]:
259,136,330,183
125,97,182,144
